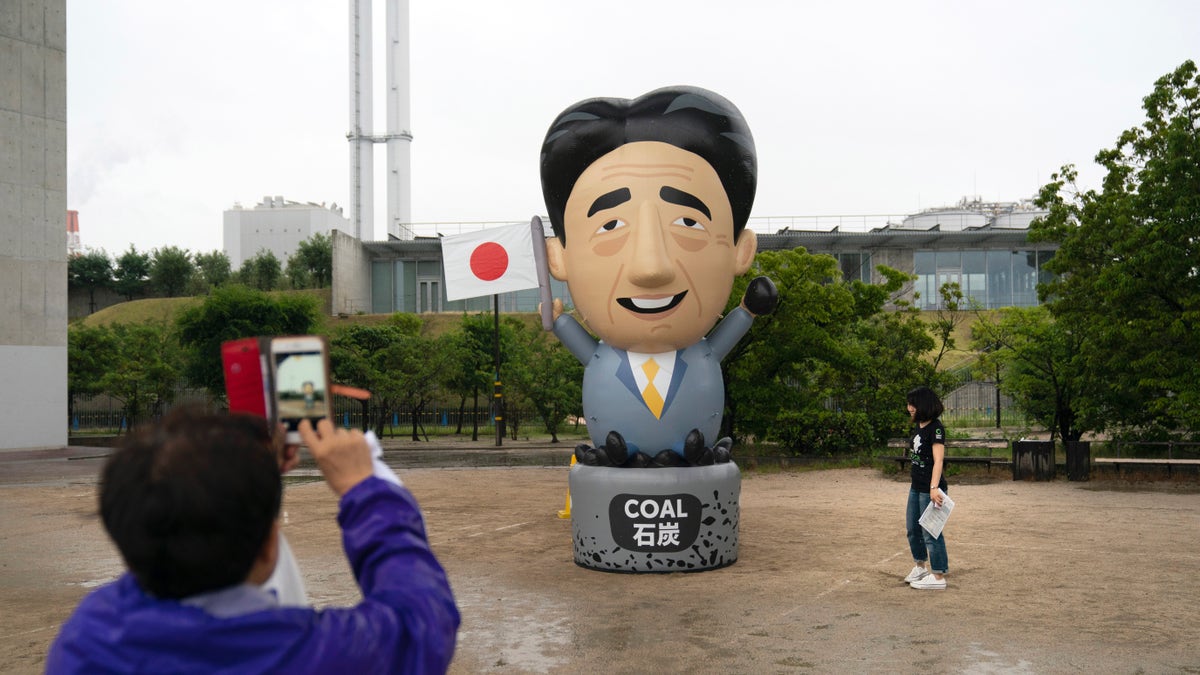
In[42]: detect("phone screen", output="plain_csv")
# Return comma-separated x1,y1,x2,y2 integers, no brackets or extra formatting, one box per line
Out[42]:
273,349,329,432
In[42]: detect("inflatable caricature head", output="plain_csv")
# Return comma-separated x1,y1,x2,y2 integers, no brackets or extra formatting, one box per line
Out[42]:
540,86,758,353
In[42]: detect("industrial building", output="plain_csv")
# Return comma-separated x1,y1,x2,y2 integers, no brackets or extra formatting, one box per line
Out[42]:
222,196,351,268
760,198,1056,310
0,0,68,449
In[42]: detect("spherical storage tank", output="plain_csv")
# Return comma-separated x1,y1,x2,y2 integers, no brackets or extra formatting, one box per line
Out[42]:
899,209,989,231
991,210,1048,229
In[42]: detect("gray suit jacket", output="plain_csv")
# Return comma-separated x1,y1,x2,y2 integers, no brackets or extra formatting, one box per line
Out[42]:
554,307,753,455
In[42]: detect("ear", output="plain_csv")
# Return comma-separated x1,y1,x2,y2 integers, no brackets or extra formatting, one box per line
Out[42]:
733,229,757,275
247,520,281,586
546,236,569,281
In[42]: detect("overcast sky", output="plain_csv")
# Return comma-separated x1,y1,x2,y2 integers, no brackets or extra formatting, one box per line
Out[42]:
67,0,1200,256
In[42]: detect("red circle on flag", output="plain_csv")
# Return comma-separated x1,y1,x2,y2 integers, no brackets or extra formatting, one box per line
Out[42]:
470,242,509,281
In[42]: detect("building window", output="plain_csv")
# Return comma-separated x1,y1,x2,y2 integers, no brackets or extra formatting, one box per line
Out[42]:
1013,251,1039,307
835,252,871,283
371,261,394,314
914,249,1052,310
914,251,936,308
986,250,1011,308
961,251,987,307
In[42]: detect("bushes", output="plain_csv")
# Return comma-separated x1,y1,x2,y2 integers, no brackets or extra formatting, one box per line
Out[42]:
774,410,876,456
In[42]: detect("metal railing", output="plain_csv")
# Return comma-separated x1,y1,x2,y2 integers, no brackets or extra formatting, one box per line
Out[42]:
1107,440,1200,460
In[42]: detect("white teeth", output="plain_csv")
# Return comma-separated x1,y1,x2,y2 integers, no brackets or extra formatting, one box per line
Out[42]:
631,296,673,310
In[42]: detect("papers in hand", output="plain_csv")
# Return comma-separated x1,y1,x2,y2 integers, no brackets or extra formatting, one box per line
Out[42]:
918,489,955,538
365,430,403,487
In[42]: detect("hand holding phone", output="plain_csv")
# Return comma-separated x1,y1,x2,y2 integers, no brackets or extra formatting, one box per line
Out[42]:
270,336,332,444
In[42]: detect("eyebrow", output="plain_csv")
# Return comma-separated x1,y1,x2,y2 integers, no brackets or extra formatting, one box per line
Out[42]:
587,188,631,217
659,186,711,219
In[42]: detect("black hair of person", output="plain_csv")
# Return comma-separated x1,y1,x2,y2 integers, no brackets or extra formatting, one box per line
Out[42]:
99,407,282,599
906,386,945,424
540,85,756,245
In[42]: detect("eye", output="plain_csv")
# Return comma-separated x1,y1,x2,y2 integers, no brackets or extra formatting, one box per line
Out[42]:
595,219,626,234
673,217,706,231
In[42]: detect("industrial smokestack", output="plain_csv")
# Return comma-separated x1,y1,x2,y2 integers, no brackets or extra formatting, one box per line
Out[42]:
385,0,412,240
347,0,411,241
348,0,374,240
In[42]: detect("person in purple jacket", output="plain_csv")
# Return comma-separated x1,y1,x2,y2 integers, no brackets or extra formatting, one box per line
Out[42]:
46,408,460,673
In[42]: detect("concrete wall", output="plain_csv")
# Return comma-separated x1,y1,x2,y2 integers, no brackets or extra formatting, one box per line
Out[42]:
67,285,126,321
331,230,371,315
0,0,68,449
868,248,916,308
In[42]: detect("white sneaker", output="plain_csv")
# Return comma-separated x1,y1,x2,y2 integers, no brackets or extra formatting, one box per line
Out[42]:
903,566,929,583
910,574,946,590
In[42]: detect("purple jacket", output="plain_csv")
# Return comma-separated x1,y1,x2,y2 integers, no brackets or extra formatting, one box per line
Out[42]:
47,477,460,673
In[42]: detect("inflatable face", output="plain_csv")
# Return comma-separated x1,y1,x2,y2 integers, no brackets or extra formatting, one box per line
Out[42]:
546,140,757,354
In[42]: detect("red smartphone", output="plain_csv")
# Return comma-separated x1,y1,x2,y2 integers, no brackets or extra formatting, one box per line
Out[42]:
221,337,272,419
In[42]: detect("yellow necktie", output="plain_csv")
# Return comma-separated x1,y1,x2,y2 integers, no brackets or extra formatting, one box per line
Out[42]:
641,358,665,419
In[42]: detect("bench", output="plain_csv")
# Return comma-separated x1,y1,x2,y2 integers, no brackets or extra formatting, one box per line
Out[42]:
885,438,1011,472
1095,440,1200,476
1093,457,1200,476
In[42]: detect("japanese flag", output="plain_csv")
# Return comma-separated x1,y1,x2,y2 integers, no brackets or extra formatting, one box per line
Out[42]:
440,222,541,301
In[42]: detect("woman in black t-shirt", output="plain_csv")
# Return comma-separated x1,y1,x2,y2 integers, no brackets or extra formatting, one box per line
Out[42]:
902,386,949,590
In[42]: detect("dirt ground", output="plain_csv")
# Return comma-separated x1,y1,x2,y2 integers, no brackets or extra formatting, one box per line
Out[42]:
2,442,1199,674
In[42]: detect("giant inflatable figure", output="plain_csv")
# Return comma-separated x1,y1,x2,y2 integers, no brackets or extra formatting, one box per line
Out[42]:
540,86,777,572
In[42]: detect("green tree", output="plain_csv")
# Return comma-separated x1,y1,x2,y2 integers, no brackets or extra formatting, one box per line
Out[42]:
329,316,451,440
177,285,320,398
113,245,151,301
67,323,119,424
505,320,583,443
385,332,454,441
193,250,232,292
723,249,937,454
284,255,312,289
97,321,185,430
833,275,942,444
447,313,514,441
722,248,851,447
286,233,332,289
329,315,421,434
149,245,194,297
68,249,113,314
237,250,283,291
439,326,479,436
970,307,1089,441
926,281,967,371
1031,60,1200,433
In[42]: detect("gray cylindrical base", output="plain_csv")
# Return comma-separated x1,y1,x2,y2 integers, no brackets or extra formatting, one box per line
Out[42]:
569,463,740,573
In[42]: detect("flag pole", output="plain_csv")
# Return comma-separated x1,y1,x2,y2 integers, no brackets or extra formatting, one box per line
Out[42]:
532,216,554,331
493,292,503,447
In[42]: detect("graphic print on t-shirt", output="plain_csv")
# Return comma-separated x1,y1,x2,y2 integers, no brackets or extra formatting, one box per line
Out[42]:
910,432,924,468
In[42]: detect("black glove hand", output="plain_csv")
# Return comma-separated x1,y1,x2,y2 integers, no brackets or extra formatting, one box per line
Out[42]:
743,276,778,316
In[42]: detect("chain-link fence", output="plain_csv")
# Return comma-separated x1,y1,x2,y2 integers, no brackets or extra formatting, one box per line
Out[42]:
940,380,1028,429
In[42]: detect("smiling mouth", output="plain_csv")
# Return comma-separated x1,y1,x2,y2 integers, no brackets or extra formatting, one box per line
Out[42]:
616,291,687,314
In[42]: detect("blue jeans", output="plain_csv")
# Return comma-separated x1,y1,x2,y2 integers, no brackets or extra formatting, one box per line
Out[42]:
906,488,948,574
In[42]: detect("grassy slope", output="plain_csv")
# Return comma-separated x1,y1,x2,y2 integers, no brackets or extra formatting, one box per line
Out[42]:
76,288,545,338
926,309,990,372
77,294,987,367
